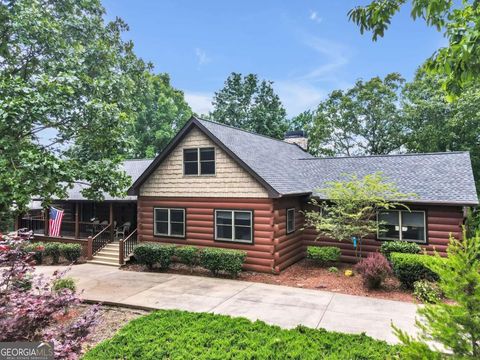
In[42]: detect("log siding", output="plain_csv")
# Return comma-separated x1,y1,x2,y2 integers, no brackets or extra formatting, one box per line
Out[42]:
138,196,465,273
302,204,464,263
138,197,275,272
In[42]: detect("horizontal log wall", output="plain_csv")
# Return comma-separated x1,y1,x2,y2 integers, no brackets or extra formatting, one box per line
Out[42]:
138,196,465,272
303,204,465,263
272,197,305,273
138,197,275,272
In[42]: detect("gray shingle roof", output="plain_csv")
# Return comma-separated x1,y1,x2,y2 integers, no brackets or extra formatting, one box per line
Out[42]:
124,117,477,205
65,159,152,201
197,119,478,205
297,153,478,205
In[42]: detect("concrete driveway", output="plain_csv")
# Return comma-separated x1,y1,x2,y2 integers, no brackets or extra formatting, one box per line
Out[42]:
36,263,419,344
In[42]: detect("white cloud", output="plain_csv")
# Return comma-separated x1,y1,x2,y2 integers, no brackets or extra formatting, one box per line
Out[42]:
301,36,349,81
274,81,326,117
195,48,211,65
272,36,350,116
184,91,213,115
309,11,322,23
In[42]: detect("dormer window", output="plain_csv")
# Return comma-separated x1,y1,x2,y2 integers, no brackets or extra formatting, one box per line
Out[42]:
183,147,215,175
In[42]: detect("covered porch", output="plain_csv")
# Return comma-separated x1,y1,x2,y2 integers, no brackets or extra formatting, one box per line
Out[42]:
18,200,136,240
18,200,138,264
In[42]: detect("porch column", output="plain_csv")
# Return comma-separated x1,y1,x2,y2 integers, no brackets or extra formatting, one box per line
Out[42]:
44,208,49,236
74,202,80,239
109,202,114,241
14,214,19,231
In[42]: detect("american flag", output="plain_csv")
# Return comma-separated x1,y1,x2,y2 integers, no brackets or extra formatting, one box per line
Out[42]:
49,207,64,237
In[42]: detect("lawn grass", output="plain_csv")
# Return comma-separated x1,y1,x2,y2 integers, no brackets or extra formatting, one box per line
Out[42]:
83,310,401,359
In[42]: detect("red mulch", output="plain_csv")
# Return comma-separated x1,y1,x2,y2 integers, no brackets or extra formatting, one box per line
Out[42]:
241,260,415,303
123,259,415,303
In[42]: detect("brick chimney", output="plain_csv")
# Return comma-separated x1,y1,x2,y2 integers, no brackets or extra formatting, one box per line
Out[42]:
283,130,308,151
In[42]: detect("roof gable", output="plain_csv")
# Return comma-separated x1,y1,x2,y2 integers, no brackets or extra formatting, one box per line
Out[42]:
128,117,283,196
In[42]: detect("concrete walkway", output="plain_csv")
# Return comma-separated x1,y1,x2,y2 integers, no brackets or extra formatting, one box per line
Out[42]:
36,263,419,344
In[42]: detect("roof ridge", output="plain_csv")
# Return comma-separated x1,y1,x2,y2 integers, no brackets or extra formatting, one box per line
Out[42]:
194,116,306,150
298,151,469,161
123,158,155,162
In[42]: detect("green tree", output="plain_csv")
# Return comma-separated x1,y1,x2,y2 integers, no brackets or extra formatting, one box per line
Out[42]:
288,110,316,133
401,70,480,191
394,231,480,358
0,0,147,229
349,0,480,96
303,173,411,258
310,73,405,156
130,73,192,158
210,73,288,139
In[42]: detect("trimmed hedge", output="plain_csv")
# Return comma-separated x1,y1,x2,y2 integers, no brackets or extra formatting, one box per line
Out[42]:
84,310,401,359
60,243,82,263
133,244,247,277
133,243,176,270
23,242,45,264
390,252,444,289
380,241,421,261
200,248,246,277
174,246,200,272
44,242,61,264
306,246,341,267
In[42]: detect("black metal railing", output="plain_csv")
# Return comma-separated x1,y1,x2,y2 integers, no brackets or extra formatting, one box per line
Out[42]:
91,224,112,255
119,229,137,265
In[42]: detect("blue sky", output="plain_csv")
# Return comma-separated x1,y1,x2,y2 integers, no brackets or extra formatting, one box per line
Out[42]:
103,0,445,117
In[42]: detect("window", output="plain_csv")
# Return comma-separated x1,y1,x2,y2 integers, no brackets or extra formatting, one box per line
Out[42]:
154,208,185,237
215,210,253,243
183,147,215,175
377,210,426,243
286,208,295,234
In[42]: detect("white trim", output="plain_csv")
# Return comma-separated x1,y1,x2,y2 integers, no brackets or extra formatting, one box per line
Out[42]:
377,210,426,243
214,209,253,244
154,207,185,237
286,208,295,234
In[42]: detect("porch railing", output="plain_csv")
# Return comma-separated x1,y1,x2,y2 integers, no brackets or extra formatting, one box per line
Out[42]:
88,223,112,258
20,217,108,239
19,218,44,235
119,229,137,265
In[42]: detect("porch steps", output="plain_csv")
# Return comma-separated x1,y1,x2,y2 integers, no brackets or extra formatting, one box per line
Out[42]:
88,242,120,266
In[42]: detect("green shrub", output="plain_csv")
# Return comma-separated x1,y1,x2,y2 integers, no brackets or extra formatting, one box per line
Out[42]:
60,243,82,263
390,252,444,289
44,242,61,264
133,243,176,270
306,246,341,267
83,310,401,359
23,242,45,264
52,277,76,293
380,241,421,261
328,266,339,274
174,246,200,272
413,280,442,304
199,248,246,277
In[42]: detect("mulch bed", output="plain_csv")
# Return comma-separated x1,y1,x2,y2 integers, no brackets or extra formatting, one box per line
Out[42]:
241,260,414,303
123,259,415,303
55,304,148,354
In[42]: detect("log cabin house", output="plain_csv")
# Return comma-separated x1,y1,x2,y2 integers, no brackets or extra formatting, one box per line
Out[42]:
20,116,478,272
